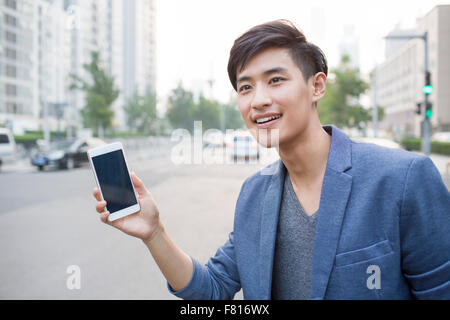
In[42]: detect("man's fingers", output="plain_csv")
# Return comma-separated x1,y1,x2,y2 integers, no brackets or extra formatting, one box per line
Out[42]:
130,172,147,196
93,188,102,201
96,201,107,213
100,211,111,225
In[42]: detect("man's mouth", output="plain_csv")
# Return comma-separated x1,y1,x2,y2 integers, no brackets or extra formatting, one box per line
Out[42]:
255,115,281,124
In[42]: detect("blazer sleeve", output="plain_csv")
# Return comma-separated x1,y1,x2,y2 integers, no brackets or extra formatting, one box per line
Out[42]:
167,232,241,300
167,179,251,300
400,156,450,299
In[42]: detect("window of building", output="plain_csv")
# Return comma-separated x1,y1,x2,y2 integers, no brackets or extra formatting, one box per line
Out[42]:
5,47,16,59
4,13,17,26
6,65,16,77
5,84,17,96
5,30,17,43
6,103,18,114
4,0,17,10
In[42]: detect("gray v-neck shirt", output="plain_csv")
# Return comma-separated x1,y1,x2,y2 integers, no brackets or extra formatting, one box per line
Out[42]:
271,171,318,300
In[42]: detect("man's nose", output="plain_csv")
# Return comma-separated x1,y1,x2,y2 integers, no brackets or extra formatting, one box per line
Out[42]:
250,85,272,109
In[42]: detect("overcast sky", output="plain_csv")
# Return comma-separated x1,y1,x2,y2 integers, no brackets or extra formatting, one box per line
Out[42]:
155,0,448,108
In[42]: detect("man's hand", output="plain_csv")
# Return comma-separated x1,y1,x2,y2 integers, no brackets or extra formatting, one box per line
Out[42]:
93,172,162,243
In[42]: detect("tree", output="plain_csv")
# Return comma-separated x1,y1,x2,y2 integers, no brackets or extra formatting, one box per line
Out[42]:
193,94,221,131
165,84,245,133
70,51,119,135
318,55,370,130
165,83,196,132
123,90,157,134
222,100,245,130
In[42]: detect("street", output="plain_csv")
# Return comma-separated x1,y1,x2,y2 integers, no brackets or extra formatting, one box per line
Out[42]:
0,145,278,299
0,143,448,299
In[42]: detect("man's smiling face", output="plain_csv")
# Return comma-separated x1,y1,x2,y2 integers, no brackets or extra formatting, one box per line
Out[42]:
235,47,318,148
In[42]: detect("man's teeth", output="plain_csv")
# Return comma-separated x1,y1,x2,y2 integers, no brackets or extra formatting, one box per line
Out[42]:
256,115,281,124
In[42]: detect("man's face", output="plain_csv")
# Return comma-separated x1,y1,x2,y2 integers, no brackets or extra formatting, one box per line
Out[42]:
235,47,317,148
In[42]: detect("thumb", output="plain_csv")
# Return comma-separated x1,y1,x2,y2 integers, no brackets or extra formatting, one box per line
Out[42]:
130,172,148,196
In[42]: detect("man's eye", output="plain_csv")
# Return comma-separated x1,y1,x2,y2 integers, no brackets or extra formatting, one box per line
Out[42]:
239,85,251,92
270,77,282,84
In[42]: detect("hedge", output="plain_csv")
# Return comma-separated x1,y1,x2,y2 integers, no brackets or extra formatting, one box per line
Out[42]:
13,131,67,147
401,138,450,156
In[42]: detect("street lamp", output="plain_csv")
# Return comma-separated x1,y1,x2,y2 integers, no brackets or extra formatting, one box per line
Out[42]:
384,32,431,155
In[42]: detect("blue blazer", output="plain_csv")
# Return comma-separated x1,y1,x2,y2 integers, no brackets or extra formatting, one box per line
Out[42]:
169,126,450,299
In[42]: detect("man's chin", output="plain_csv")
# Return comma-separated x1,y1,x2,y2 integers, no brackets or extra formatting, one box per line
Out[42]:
250,128,281,149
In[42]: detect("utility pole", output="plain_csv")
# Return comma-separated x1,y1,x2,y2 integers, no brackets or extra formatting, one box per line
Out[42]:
372,68,378,138
384,32,431,155
41,97,50,145
422,32,431,155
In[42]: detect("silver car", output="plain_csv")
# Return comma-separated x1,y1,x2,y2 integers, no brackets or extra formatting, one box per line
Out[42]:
0,128,16,172
228,134,260,162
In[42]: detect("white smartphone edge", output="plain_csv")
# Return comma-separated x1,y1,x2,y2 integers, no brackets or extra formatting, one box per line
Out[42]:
87,142,141,222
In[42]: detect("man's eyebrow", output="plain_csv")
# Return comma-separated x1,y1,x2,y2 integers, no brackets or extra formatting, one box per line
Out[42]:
236,67,289,85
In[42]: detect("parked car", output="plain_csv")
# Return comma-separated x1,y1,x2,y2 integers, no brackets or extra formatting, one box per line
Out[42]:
432,132,450,143
227,132,260,161
0,128,16,172
31,137,105,171
353,137,401,149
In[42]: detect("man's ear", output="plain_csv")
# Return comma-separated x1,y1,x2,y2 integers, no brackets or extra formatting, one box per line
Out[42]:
311,72,327,104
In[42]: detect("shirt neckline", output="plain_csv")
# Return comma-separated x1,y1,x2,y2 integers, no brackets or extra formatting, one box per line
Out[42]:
285,172,318,221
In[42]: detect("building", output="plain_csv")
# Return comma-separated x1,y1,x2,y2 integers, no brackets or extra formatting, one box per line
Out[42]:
373,5,450,139
0,0,156,135
66,0,157,132
339,24,360,69
0,0,36,134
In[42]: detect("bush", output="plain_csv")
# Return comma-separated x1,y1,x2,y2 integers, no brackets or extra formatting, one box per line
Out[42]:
401,137,450,155
14,131,67,147
104,131,151,139
432,141,450,156
400,138,421,151
14,133,43,147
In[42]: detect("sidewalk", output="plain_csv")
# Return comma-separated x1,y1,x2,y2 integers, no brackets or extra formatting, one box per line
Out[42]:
0,158,34,174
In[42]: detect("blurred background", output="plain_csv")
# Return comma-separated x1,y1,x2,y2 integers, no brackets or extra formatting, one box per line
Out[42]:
0,0,449,299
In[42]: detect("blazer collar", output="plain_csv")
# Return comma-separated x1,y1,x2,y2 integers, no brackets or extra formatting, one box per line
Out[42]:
323,125,352,173
258,125,353,299
309,125,353,299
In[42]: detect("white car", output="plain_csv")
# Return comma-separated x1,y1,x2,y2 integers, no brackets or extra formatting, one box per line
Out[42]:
353,137,401,149
432,132,450,143
228,133,260,161
0,128,16,171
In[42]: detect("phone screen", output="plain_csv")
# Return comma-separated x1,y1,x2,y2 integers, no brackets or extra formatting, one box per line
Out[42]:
92,149,137,214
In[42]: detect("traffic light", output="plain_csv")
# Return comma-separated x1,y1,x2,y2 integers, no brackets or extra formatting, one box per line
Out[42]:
415,103,422,115
425,102,433,118
424,71,433,94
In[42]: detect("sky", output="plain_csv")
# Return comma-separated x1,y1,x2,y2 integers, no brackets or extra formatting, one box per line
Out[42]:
155,0,449,109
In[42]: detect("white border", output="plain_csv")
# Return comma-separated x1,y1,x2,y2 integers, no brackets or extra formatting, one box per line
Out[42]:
88,142,140,222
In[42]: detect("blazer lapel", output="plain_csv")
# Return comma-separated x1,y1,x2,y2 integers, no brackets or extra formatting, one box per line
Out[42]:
259,160,286,299
310,126,353,299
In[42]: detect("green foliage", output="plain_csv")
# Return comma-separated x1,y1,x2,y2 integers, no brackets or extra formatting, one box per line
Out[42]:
400,138,421,151
318,55,370,130
223,103,245,130
70,51,119,135
14,131,67,147
193,95,221,131
400,138,450,155
432,141,450,156
123,90,157,134
166,84,196,132
165,84,244,133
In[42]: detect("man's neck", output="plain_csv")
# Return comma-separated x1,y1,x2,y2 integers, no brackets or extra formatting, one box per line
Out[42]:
277,123,331,187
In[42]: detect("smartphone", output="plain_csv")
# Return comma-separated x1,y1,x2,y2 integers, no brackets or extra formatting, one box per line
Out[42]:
88,142,140,222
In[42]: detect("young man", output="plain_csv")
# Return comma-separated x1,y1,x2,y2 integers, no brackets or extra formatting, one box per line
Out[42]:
93,20,450,299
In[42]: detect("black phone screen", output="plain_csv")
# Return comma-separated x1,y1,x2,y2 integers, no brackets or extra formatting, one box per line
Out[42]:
92,149,137,213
